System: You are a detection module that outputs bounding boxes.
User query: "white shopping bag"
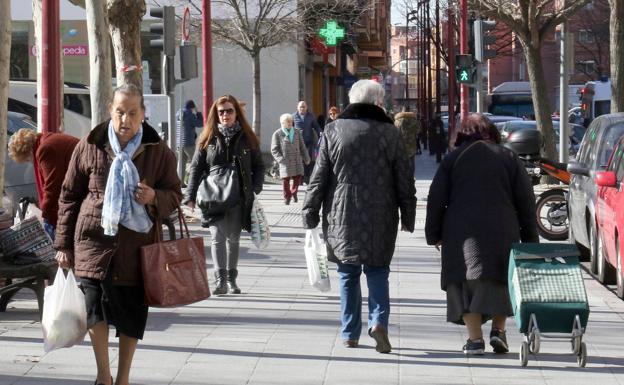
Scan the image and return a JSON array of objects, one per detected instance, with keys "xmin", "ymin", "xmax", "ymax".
[
  {"xmin": 250, "ymin": 194, "xmax": 270, "ymax": 249},
  {"xmin": 304, "ymin": 229, "xmax": 331, "ymax": 292},
  {"xmin": 42, "ymin": 269, "xmax": 88, "ymax": 352}
]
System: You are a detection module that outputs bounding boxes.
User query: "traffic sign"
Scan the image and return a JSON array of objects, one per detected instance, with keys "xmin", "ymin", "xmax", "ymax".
[{"xmin": 182, "ymin": 7, "xmax": 191, "ymax": 41}]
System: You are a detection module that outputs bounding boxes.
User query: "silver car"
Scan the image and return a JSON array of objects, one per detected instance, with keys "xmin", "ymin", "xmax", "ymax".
[{"xmin": 568, "ymin": 113, "xmax": 624, "ymax": 276}]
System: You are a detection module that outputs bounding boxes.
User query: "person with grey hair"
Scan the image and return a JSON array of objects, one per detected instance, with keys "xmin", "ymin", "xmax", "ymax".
[
  {"xmin": 271, "ymin": 113, "xmax": 310, "ymax": 205},
  {"xmin": 302, "ymin": 79, "xmax": 417, "ymax": 353}
]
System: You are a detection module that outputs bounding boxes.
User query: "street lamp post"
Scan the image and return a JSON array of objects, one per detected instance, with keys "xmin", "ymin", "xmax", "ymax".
[{"xmin": 405, "ymin": 10, "xmax": 418, "ymax": 107}]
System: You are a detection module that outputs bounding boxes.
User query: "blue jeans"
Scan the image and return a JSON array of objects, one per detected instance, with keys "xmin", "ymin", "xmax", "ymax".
[{"xmin": 336, "ymin": 262, "xmax": 390, "ymax": 341}]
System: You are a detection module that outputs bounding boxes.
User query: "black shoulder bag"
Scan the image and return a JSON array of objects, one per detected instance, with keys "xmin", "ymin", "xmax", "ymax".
[{"xmin": 196, "ymin": 136, "xmax": 241, "ymax": 215}]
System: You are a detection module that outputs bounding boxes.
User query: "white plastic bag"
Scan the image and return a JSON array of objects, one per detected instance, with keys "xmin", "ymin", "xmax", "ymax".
[
  {"xmin": 42, "ymin": 269, "xmax": 88, "ymax": 352},
  {"xmin": 250, "ymin": 194, "xmax": 270, "ymax": 249},
  {"xmin": 304, "ymin": 229, "xmax": 331, "ymax": 292},
  {"xmin": 14, "ymin": 202, "xmax": 42, "ymax": 224}
]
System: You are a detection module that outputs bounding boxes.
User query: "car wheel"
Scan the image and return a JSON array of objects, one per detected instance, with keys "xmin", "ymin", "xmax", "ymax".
[
  {"xmin": 616, "ymin": 238, "xmax": 624, "ymax": 299},
  {"xmin": 590, "ymin": 221, "xmax": 599, "ymax": 275},
  {"xmin": 596, "ymin": 232, "xmax": 616, "ymax": 284}
]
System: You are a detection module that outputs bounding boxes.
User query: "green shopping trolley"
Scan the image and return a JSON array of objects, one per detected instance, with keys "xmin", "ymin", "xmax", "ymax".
[{"xmin": 508, "ymin": 243, "xmax": 590, "ymax": 367}]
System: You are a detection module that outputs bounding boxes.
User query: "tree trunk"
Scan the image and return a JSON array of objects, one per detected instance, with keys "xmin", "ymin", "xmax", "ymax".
[
  {"xmin": 32, "ymin": 0, "xmax": 42, "ymax": 128},
  {"xmin": 107, "ymin": 0, "xmax": 145, "ymax": 89},
  {"xmin": 520, "ymin": 40, "xmax": 558, "ymax": 161},
  {"xmin": 86, "ymin": 0, "xmax": 112, "ymax": 125},
  {"xmin": 0, "ymin": 1, "xmax": 10, "ymax": 206},
  {"xmin": 610, "ymin": 0, "xmax": 624, "ymax": 112},
  {"xmin": 252, "ymin": 51, "xmax": 261, "ymax": 138}
]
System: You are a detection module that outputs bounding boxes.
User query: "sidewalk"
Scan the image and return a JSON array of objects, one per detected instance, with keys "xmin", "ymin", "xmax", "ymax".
[{"xmin": 1, "ymin": 153, "xmax": 624, "ymax": 385}]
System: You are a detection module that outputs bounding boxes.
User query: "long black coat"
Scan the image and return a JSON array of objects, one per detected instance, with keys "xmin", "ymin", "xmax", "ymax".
[
  {"xmin": 184, "ymin": 130, "xmax": 264, "ymax": 231},
  {"xmin": 302, "ymin": 103, "xmax": 417, "ymax": 267},
  {"xmin": 425, "ymin": 140, "xmax": 538, "ymax": 290}
]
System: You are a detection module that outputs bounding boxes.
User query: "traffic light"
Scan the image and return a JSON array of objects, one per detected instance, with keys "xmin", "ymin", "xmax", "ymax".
[
  {"xmin": 150, "ymin": 6, "xmax": 175, "ymax": 57},
  {"xmin": 474, "ymin": 19, "xmax": 497, "ymax": 62},
  {"xmin": 456, "ymin": 54, "xmax": 475, "ymax": 84}
]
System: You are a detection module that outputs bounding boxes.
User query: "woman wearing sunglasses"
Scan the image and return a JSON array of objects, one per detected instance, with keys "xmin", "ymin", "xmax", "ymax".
[{"xmin": 183, "ymin": 95, "xmax": 265, "ymax": 295}]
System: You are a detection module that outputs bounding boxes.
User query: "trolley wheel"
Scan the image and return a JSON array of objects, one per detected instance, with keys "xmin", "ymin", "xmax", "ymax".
[
  {"xmin": 572, "ymin": 336, "xmax": 582, "ymax": 354},
  {"xmin": 577, "ymin": 342, "xmax": 587, "ymax": 367},
  {"xmin": 519, "ymin": 342, "xmax": 529, "ymax": 367},
  {"xmin": 529, "ymin": 333, "xmax": 541, "ymax": 354}
]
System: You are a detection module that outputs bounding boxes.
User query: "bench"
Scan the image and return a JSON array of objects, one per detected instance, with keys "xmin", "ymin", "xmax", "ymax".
[
  {"xmin": 0, "ymin": 259, "xmax": 57, "ymax": 318},
  {"xmin": 0, "ymin": 206, "xmax": 178, "ymax": 319}
]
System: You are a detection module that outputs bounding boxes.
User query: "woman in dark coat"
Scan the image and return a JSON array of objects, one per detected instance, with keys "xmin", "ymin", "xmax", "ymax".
[
  {"xmin": 55, "ymin": 84, "xmax": 181, "ymax": 385},
  {"xmin": 425, "ymin": 113, "xmax": 538, "ymax": 356},
  {"xmin": 184, "ymin": 94, "xmax": 264, "ymax": 295}
]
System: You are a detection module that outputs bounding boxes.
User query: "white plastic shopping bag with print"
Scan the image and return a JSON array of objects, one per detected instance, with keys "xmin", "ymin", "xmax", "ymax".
[
  {"xmin": 304, "ymin": 229, "xmax": 331, "ymax": 292},
  {"xmin": 250, "ymin": 194, "xmax": 270, "ymax": 249},
  {"xmin": 42, "ymin": 268, "xmax": 88, "ymax": 352}
]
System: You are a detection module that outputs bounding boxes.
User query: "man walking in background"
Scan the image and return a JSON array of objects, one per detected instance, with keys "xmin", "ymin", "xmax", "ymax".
[
  {"xmin": 293, "ymin": 101, "xmax": 321, "ymax": 184},
  {"xmin": 302, "ymin": 80, "xmax": 416, "ymax": 353},
  {"xmin": 177, "ymin": 100, "xmax": 203, "ymax": 184}
]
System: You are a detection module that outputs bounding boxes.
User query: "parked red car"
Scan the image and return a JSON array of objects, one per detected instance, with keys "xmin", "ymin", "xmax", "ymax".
[{"xmin": 595, "ymin": 135, "xmax": 624, "ymax": 297}]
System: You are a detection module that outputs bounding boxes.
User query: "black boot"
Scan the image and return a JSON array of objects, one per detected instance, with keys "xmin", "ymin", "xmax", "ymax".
[
  {"xmin": 227, "ymin": 269, "xmax": 241, "ymax": 294},
  {"xmin": 213, "ymin": 269, "xmax": 228, "ymax": 295}
]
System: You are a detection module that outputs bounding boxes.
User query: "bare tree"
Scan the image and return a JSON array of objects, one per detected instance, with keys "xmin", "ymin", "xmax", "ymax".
[
  {"xmin": 69, "ymin": 0, "xmax": 114, "ymax": 124},
  {"xmin": 0, "ymin": 1, "xmax": 10, "ymax": 205},
  {"xmin": 208, "ymin": 0, "xmax": 298, "ymax": 138},
  {"xmin": 470, "ymin": 0, "xmax": 591, "ymax": 160},
  {"xmin": 107, "ymin": 0, "xmax": 146, "ymax": 88},
  {"xmin": 609, "ymin": 0, "xmax": 624, "ymax": 112}
]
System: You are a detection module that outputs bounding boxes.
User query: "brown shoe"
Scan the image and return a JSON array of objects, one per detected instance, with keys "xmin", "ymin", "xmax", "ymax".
[
  {"xmin": 369, "ymin": 325, "xmax": 392, "ymax": 353},
  {"xmin": 343, "ymin": 339, "xmax": 359, "ymax": 348}
]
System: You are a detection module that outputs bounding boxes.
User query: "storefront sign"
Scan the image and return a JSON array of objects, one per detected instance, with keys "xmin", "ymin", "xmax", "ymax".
[{"xmin": 30, "ymin": 44, "xmax": 89, "ymax": 57}]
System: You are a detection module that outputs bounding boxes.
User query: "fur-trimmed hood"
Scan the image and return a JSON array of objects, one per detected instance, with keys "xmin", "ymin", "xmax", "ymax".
[{"xmin": 338, "ymin": 103, "xmax": 394, "ymax": 124}]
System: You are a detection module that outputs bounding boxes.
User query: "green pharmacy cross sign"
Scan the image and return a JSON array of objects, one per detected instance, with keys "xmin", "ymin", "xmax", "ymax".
[{"xmin": 319, "ymin": 20, "xmax": 345, "ymax": 46}]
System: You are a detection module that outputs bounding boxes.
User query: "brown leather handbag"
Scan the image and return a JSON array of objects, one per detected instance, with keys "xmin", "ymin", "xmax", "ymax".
[{"xmin": 140, "ymin": 208, "xmax": 210, "ymax": 307}]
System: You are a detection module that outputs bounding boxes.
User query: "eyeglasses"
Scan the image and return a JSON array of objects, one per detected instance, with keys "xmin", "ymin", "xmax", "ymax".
[{"xmin": 217, "ymin": 108, "xmax": 235, "ymax": 116}]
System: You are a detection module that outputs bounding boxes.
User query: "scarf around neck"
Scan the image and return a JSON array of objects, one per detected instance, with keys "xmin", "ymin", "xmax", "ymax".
[
  {"xmin": 281, "ymin": 126, "xmax": 295, "ymax": 143},
  {"xmin": 101, "ymin": 120, "xmax": 153, "ymax": 236},
  {"xmin": 218, "ymin": 121, "xmax": 242, "ymax": 142}
]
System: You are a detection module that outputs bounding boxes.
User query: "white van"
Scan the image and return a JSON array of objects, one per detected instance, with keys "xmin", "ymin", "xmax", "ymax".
[
  {"xmin": 579, "ymin": 79, "xmax": 611, "ymax": 126},
  {"xmin": 8, "ymin": 80, "xmax": 92, "ymax": 138}
]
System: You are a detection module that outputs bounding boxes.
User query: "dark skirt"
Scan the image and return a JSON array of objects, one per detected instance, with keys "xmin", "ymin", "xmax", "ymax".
[
  {"xmin": 446, "ymin": 279, "xmax": 513, "ymax": 325},
  {"xmin": 81, "ymin": 276, "xmax": 148, "ymax": 340}
]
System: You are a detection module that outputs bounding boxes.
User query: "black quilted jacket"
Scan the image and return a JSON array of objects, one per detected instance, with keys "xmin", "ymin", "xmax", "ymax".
[{"xmin": 302, "ymin": 103, "xmax": 417, "ymax": 267}]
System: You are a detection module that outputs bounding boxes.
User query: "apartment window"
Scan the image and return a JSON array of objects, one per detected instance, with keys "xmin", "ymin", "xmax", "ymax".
[
  {"xmin": 579, "ymin": 60, "xmax": 596, "ymax": 74},
  {"xmin": 579, "ymin": 30, "xmax": 595, "ymax": 44}
]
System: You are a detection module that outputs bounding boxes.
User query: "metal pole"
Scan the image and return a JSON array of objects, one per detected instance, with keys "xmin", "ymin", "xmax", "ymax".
[
  {"xmin": 459, "ymin": 0, "xmax": 469, "ymax": 121},
  {"xmin": 476, "ymin": 61, "xmax": 484, "ymax": 113},
  {"xmin": 559, "ymin": 22, "xmax": 570, "ymax": 163},
  {"xmin": 447, "ymin": 6, "xmax": 456, "ymax": 144},
  {"xmin": 202, "ymin": 0, "xmax": 213, "ymax": 123},
  {"xmin": 405, "ymin": 12, "xmax": 409, "ymax": 104},
  {"xmin": 435, "ymin": 0, "xmax": 441, "ymax": 115},
  {"xmin": 426, "ymin": 1, "xmax": 432, "ymax": 122},
  {"xmin": 41, "ymin": 0, "xmax": 60, "ymax": 133}
]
